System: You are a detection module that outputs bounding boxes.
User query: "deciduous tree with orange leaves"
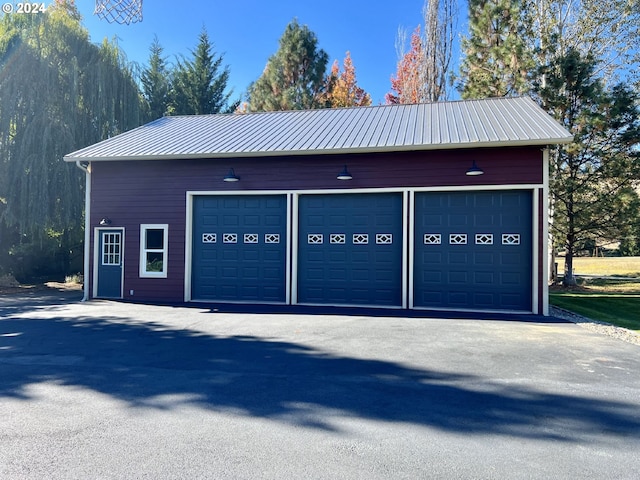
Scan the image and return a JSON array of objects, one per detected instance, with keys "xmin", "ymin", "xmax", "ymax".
[
  {"xmin": 386, "ymin": 0, "xmax": 455, "ymax": 104},
  {"xmin": 321, "ymin": 51, "xmax": 371, "ymax": 108},
  {"xmin": 386, "ymin": 27, "xmax": 424, "ymax": 104}
]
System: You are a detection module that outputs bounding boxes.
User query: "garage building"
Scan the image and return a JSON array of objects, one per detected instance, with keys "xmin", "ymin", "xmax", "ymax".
[{"xmin": 64, "ymin": 97, "xmax": 572, "ymax": 314}]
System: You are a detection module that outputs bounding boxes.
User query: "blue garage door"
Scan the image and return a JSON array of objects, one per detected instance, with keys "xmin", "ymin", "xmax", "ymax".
[
  {"xmin": 192, "ymin": 195, "xmax": 287, "ymax": 303},
  {"xmin": 297, "ymin": 193, "xmax": 403, "ymax": 307},
  {"xmin": 414, "ymin": 191, "xmax": 532, "ymax": 311}
]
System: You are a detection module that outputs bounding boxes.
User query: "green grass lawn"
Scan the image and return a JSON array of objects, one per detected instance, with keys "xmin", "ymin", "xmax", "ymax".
[{"xmin": 550, "ymin": 257, "xmax": 640, "ymax": 331}]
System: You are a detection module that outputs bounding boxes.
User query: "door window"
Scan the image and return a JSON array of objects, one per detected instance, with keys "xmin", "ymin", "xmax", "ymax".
[{"xmin": 102, "ymin": 232, "xmax": 121, "ymax": 265}]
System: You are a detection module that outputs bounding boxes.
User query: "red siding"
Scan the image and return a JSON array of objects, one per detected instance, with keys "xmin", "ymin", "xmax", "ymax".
[{"xmin": 88, "ymin": 146, "xmax": 545, "ymax": 304}]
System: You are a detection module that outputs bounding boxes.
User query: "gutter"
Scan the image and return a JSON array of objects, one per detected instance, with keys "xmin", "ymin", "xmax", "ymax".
[{"xmin": 75, "ymin": 161, "xmax": 90, "ymax": 302}]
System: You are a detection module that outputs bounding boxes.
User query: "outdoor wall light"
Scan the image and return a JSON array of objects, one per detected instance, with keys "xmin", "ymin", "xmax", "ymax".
[
  {"xmin": 465, "ymin": 160, "xmax": 484, "ymax": 176},
  {"xmin": 337, "ymin": 165, "xmax": 353, "ymax": 180},
  {"xmin": 99, "ymin": 217, "xmax": 112, "ymax": 226},
  {"xmin": 223, "ymin": 168, "xmax": 240, "ymax": 182}
]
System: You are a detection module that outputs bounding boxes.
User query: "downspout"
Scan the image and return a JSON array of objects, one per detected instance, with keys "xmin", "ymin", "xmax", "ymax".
[{"xmin": 75, "ymin": 161, "xmax": 90, "ymax": 302}]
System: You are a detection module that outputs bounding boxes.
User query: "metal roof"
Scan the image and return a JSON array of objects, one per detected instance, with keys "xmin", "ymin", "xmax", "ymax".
[{"xmin": 63, "ymin": 97, "xmax": 572, "ymax": 162}]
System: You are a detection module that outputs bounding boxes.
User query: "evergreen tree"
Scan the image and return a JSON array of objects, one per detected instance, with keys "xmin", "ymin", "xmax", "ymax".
[
  {"xmin": 248, "ymin": 19, "xmax": 328, "ymax": 111},
  {"xmin": 459, "ymin": 0, "xmax": 532, "ymax": 98},
  {"xmin": 523, "ymin": 0, "xmax": 639, "ymax": 88},
  {"xmin": 535, "ymin": 50, "xmax": 640, "ymax": 285},
  {"xmin": 141, "ymin": 36, "xmax": 170, "ymax": 120},
  {"xmin": 169, "ymin": 28, "xmax": 234, "ymax": 115}
]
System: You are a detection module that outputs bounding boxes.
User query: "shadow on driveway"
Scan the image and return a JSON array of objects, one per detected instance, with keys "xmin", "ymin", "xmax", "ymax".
[{"xmin": 1, "ymin": 290, "xmax": 638, "ymax": 441}]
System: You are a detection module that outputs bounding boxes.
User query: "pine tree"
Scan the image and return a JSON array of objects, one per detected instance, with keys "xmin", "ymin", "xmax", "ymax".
[
  {"xmin": 321, "ymin": 52, "xmax": 371, "ymax": 108},
  {"xmin": 247, "ymin": 19, "xmax": 328, "ymax": 111},
  {"xmin": 141, "ymin": 36, "xmax": 170, "ymax": 120},
  {"xmin": 460, "ymin": 0, "xmax": 532, "ymax": 98},
  {"xmin": 170, "ymin": 28, "xmax": 234, "ymax": 115},
  {"xmin": 523, "ymin": 0, "xmax": 639, "ymax": 88},
  {"xmin": 535, "ymin": 50, "xmax": 640, "ymax": 285}
]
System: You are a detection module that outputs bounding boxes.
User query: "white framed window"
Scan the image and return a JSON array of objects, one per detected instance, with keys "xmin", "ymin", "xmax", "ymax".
[
  {"xmin": 139, "ymin": 224, "xmax": 168, "ymax": 278},
  {"xmin": 102, "ymin": 232, "xmax": 122, "ymax": 265}
]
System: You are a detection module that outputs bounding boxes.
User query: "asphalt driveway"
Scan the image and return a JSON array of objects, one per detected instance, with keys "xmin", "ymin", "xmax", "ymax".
[{"xmin": 1, "ymin": 289, "xmax": 639, "ymax": 479}]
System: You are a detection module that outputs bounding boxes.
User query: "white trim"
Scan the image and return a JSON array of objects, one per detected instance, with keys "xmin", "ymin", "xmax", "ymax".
[
  {"xmin": 185, "ymin": 185, "xmax": 542, "ymax": 313},
  {"xmin": 291, "ymin": 194, "xmax": 299, "ymax": 305},
  {"xmin": 185, "ymin": 192, "xmax": 291, "ymax": 304},
  {"xmin": 187, "ymin": 187, "xmax": 411, "ymax": 197},
  {"xmin": 182, "ymin": 194, "xmax": 195, "ymax": 302},
  {"xmin": 402, "ymin": 190, "xmax": 409, "ymax": 309},
  {"xmin": 139, "ymin": 224, "xmax": 169, "ymax": 278},
  {"xmin": 411, "ymin": 183, "xmax": 543, "ymax": 193},
  {"xmin": 92, "ymin": 229, "xmax": 98, "ymax": 299},
  {"xmin": 77, "ymin": 162, "xmax": 91, "ymax": 301},
  {"xmin": 532, "ymin": 189, "xmax": 540, "ymax": 314},
  {"xmin": 542, "ymin": 148, "xmax": 550, "ymax": 315},
  {"xmin": 186, "ymin": 184, "xmax": 542, "ymax": 197},
  {"xmin": 409, "ymin": 188, "xmax": 537, "ymax": 314},
  {"xmin": 286, "ymin": 194, "xmax": 292, "ymax": 305},
  {"xmin": 184, "ymin": 193, "xmax": 194, "ymax": 302},
  {"xmin": 408, "ymin": 190, "xmax": 415, "ymax": 309},
  {"xmin": 93, "ymin": 226, "xmax": 125, "ymax": 299},
  {"xmin": 292, "ymin": 189, "xmax": 407, "ymax": 308}
]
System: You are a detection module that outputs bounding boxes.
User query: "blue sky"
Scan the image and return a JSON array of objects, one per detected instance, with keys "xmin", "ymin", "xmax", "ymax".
[{"xmin": 77, "ymin": 0, "xmax": 467, "ymax": 105}]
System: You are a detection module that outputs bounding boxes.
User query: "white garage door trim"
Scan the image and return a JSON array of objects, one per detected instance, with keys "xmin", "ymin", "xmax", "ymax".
[
  {"xmin": 291, "ymin": 190, "xmax": 409, "ymax": 309},
  {"xmin": 184, "ymin": 184, "xmax": 544, "ymax": 314},
  {"xmin": 408, "ymin": 185, "xmax": 541, "ymax": 314},
  {"xmin": 184, "ymin": 190, "xmax": 293, "ymax": 303}
]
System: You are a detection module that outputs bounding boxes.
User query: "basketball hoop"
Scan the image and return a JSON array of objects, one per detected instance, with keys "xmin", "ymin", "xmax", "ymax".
[{"xmin": 95, "ymin": 0, "xmax": 143, "ymax": 25}]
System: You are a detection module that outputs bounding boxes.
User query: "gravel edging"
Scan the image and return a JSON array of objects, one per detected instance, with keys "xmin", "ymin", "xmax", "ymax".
[{"xmin": 550, "ymin": 306, "xmax": 640, "ymax": 346}]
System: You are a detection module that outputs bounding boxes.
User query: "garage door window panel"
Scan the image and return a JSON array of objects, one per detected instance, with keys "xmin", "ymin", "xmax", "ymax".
[
  {"xmin": 265, "ymin": 234, "xmax": 280, "ymax": 244},
  {"xmin": 330, "ymin": 234, "xmax": 346, "ymax": 244}
]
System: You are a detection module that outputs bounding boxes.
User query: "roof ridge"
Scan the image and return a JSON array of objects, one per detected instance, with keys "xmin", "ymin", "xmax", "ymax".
[{"xmin": 161, "ymin": 96, "xmax": 534, "ymax": 119}]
